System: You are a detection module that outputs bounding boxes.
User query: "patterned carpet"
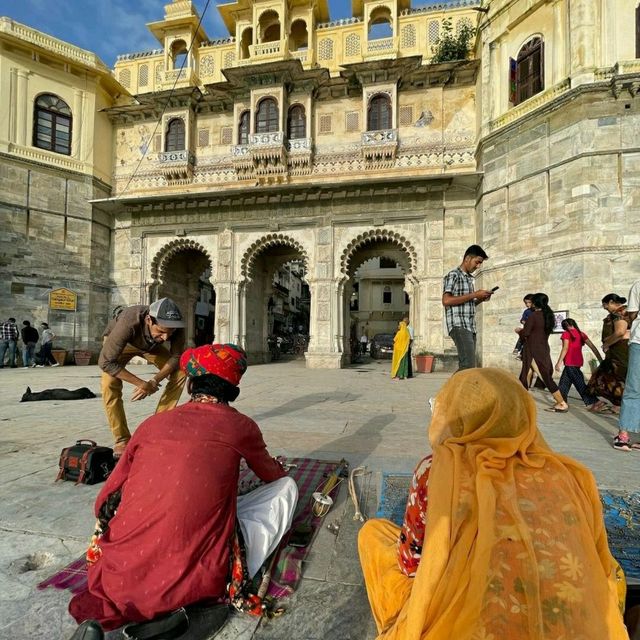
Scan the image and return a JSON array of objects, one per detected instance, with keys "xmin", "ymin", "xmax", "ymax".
[
  {"xmin": 377, "ymin": 473, "xmax": 640, "ymax": 581},
  {"xmin": 37, "ymin": 457, "xmax": 344, "ymax": 598}
]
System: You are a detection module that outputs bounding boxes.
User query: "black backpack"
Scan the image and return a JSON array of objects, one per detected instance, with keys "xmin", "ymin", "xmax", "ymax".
[{"xmin": 56, "ymin": 439, "xmax": 115, "ymax": 485}]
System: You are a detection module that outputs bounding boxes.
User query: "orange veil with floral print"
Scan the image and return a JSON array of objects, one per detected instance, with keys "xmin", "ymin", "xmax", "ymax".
[{"xmin": 360, "ymin": 368, "xmax": 627, "ymax": 640}]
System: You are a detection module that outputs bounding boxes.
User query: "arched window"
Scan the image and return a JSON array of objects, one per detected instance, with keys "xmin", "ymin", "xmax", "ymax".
[
  {"xmin": 171, "ymin": 40, "xmax": 188, "ymax": 70},
  {"xmin": 238, "ymin": 110, "xmax": 250, "ymax": 144},
  {"xmin": 287, "ymin": 105, "xmax": 306, "ymax": 139},
  {"xmin": 33, "ymin": 94, "xmax": 72, "ymax": 155},
  {"xmin": 367, "ymin": 94, "xmax": 392, "ymax": 131},
  {"xmin": 289, "ymin": 20, "xmax": 308, "ymax": 51},
  {"xmin": 240, "ymin": 28, "xmax": 253, "ymax": 60},
  {"xmin": 368, "ymin": 7, "xmax": 393, "ymax": 40},
  {"xmin": 165, "ymin": 118, "xmax": 185, "ymax": 151},
  {"xmin": 255, "ymin": 98, "xmax": 279, "ymax": 133},
  {"xmin": 515, "ymin": 37, "xmax": 544, "ymax": 106}
]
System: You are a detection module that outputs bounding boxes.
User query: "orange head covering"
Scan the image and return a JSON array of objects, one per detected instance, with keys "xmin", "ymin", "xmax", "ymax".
[
  {"xmin": 179, "ymin": 343, "xmax": 247, "ymax": 387},
  {"xmin": 382, "ymin": 368, "xmax": 627, "ymax": 640}
]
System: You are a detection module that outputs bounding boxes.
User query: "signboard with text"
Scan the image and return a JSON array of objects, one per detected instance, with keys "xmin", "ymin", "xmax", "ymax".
[{"xmin": 49, "ymin": 288, "xmax": 77, "ymax": 311}]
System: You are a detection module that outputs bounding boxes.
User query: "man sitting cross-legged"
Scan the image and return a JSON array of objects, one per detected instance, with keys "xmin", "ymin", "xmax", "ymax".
[{"xmin": 68, "ymin": 343, "xmax": 298, "ymax": 638}]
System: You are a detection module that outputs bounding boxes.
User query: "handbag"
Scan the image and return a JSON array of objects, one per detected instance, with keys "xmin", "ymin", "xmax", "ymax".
[{"xmin": 56, "ymin": 439, "xmax": 115, "ymax": 485}]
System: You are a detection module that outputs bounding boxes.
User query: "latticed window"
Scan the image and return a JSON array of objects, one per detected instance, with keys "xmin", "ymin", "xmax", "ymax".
[
  {"xmin": 401, "ymin": 24, "xmax": 416, "ymax": 49},
  {"xmin": 287, "ymin": 104, "xmax": 306, "ymax": 139},
  {"xmin": 224, "ymin": 51, "xmax": 235, "ymax": 68},
  {"xmin": 238, "ymin": 110, "xmax": 250, "ymax": 144},
  {"xmin": 515, "ymin": 37, "xmax": 544, "ymax": 106},
  {"xmin": 255, "ymin": 98, "xmax": 279, "ymax": 133},
  {"xmin": 345, "ymin": 33, "xmax": 361, "ymax": 57},
  {"xmin": 345, "ymin": 111, "xmax": 360, "ymax": 132},
  {"xmin": 428, "ymin": 20, "xmax": 440, "ymax": 45},
  {"xmin": 398, "ymin": 105, "xmax": 413, "ymax": 126},
  {"xmin": 165, "ymin": 118, "xmax": 185, "ymax": 151},
  {"xmin": 367, "ymin": 94, "xmax": 392, "ymax": 131},
  {"xmin": 318, "ymin": 38, "xmax": 334, "ymax": 61},
  {"xmin": 318, "ymin": 114, "xmax": 332, "ymax": 134},
  {"xmin": 119, "ymin": 68, "xmax": 131, "ymax": 88},
  {"xmin": 220, "ymin": 127, "xmax": 232, "ymax": 144},
  {"xmin": 33, "ymin": 94, "xmax": 72, "ymax": 155},
  {"xmin": 198, "ymin": 128, "xmax": 210, "ymax": 147},
  {"xmin": 138, "ymin": 64, "xmax": 149, "ymax": 87}
]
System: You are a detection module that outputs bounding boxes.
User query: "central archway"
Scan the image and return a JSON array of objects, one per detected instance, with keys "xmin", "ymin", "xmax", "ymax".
[
  {"xmin": 340, "ymin": 229, "xmax": 417, "ymax": 363},
  {"xmin": 240, "ymin": 234, "xmax": 310, "ymax": 363},
  {"xmin": 151, "ymin": 239, "xmax": 214, "ymax": 347}
]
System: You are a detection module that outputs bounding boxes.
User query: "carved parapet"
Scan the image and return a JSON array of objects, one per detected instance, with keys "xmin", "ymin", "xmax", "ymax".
[
  {"xmin": 250, "ymin": 41, "xmax": 282, "ymax": 59},
  {"xmin": 161, "ymin": 67, "xmax": 199, "ymax": 89},
  {"xmin": 158, "ymin": 150, "xmax": 195, "ymax": 184},
  {"xmin": 287, "ymin": 137, "xmax": 314, "ymax": 176},
  {"xmin": 231, "ymin": 144, "xmax": 254, "ymax": 180},
  {"xmin": 249, "ymin": 131, "xmax": 288, "ymax": 180},
  {"xmin": 361, "ymin": 129, "xmax": 398, "ymax": 169}
]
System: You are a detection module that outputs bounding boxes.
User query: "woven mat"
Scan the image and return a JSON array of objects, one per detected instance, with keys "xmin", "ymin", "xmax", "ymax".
[
  {"xmin": 377, "ymin": 474, "xmax": 640, "ymax": 581},
  {"xmin": 37, "ymin": 457, "xmax": 343, "ymax": 598}
]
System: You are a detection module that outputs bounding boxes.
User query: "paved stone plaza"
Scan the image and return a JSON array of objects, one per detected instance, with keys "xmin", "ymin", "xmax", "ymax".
[{"xmin": 0, "ymin": 359, "xmax": 638, "ymax": 639}]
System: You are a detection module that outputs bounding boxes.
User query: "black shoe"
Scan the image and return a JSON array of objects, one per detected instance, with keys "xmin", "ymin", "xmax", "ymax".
[{"xmin": 69, "ymin": 620, "xmax": 104, "ymax": 640}]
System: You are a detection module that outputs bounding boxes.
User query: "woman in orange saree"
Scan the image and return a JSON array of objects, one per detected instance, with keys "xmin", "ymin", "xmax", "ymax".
[{"xmin": 359, "ymin": 368, "xmax": 628, "ymax": 640}]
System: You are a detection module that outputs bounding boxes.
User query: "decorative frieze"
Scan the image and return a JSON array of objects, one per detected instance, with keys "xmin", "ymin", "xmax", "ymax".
[{"xmin": 361, "ymin": 129, "xmax": 399, "ymax": 168}]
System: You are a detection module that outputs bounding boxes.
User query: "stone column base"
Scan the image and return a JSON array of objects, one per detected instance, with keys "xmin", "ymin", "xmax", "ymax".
[{"xmin": 304, "ymin": 352, "xmax": 344, "ymax": 369}]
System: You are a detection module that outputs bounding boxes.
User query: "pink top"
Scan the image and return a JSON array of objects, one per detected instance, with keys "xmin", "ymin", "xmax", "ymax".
[{"xmin": 561, "ymin": 328, "xmax": 588, "ymax": 367}]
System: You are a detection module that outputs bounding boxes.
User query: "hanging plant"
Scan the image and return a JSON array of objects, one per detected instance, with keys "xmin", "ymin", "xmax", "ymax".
[{"xmin": 430, "ymin": 18, "xmax": 476, "ymax": 64}]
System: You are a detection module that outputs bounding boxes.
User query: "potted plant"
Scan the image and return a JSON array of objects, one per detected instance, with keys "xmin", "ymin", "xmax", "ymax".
[
  {"xmin": 415, "ymin": 350, "xmax": 435, "ymax": 374},
  {"xmin": 74, "ymin": 350, "xmax": 92, "ymax": 366},
  {"xmin": 51, "ymin": 349, "xmax": 67, "ymax": 366}
]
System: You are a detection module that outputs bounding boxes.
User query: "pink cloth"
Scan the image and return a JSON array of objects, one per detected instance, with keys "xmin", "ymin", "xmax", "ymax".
[
  {"xmin": 561, "ymin": 328, "xmax": 588, "ymax": 367},
  {"xmin": 69, "ymin": 402, "xmax": 285, "ymax": 630}
]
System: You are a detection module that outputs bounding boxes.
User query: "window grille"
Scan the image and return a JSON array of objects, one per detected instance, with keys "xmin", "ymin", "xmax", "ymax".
[
  {"xmin": 345, "ymin": 111, "xmax": 360, "ymax": 132},
  {"xmin": 119, "ymin": 69, "xmax": 131, "ymax": 88},
  {"xmin": 200, "ymin": 55, "xmax": 215, "ymax": 77},
  {"xmin": 318, "ymin": 38, "xmax": 334, "ymax": 61},
  {"xmin": 318, "ymin": 114, "xmax": 332, "ymax": 134},
  {"xmin": 138, "ymin": 64, "xmax": 149, "ymax": 87},
  {"xmin": 401, "ymin": 24, "xmax": 416, "ymax": 49},
  {"xmin": 220, "ymin": 127, "xmax": 232, "ymax": 145},
  {"xmin": 398, "ymin": 105, "xmax": 413, "ymax": 126},
  {"xmin": 345, "ymin": 33, "xmax": 361, "ymax": 57},
  {"xmin": 198, "ymin": 128, "xmax": 210, "ymax": 147},
  {"xmin": 256, "ymin": 98, "xmax": 279, "ymax": 133},
  {"xmin": 33, "ymin": 94, "xmax": 72, "ymax": 155},
  {"xmin": 428, "ymin": 20, "xmax": 440, "ymax": 45}
]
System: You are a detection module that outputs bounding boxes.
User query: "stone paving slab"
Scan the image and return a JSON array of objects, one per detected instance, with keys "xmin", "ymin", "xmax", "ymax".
[{"xmin": 0, "ymin": 359, "xmax": 637, "ymax": 639}]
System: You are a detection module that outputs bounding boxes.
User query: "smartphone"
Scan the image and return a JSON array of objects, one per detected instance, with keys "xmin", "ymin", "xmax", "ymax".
[{"xmin": 491, "ymin": 286, "xmax": 500, "ymax": 292}]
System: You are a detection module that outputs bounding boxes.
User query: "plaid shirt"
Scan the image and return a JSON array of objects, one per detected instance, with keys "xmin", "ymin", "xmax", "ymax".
[
  {"xmin": 443, "ymin": 267, "xmax": 477, "ymax": 334},
  {"xmin": 0, "ymin": 321, "xmax": 19, "ymax": 341}
]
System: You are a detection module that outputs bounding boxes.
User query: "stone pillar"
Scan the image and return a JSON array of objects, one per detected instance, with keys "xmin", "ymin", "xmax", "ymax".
[
  {"xmin": 569, "ymin": 0, "xmax": 597, "ymax": 85},
  {"xmin": 304, "ymin": 278, "xmax": 343, "ymax": 369},
  {"xmin": 214, "ymin": 229, "xmax": 236, "ymax": 346},
  {"xmin": 15, "ymin": 70, "xmax": 29, "ymax": 146},
  {"xmin": 72, "ymin": 89, "xmax": 84, "ymax": 160},
  {"xmin": 489, "ymin": 40, "xmax": 500, "ymax": 121},
  {"xmin": 552, "ymin": 0, "xmax": 565, "ymax": 85},
  {"xmin": 8, "ymin": 67, "xmax": 18, "ymax": 145}
]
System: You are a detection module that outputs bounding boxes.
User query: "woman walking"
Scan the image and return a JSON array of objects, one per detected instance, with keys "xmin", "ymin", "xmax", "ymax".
[
  {"xmin": 587, "ymin": 293, "xmax": 630, "ymax": 419},
  {"xmin": 391, "ymin": 320, "xmax": 410, "ymax": 380},
  {"xmin": 517, "ymin": 293, "xmax": 568, "ymax": 412},
  {"xmin": 554, "ymin": 318, "xmax": 603, "ymax": 409}
]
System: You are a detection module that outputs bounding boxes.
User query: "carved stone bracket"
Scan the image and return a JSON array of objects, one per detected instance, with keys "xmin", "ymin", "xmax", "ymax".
[
  {"xmin": 158, "ymin": 150, "xmax": 196, "ymax": 185},
  {"xmin": 361, "ymin": 128, "xmax": 398, "ymax": 169},
  {"xmin": 287, "ymin": 137, "xmax": 314, "ymax": 176}
]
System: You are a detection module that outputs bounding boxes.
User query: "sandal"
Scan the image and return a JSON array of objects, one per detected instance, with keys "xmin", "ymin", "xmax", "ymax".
[
  {"xmin": 613, "ymin": 435, "xmax": 632, "ymax": 452},
  {"xmin": 545, "ymin": 405, "xmax": 569, "ymax": 413}
]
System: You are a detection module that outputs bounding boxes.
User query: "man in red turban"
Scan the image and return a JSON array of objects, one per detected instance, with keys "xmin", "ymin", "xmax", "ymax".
[{"xmin": 68, "ymin": 344, "xmax": 297, "ymax": 639}]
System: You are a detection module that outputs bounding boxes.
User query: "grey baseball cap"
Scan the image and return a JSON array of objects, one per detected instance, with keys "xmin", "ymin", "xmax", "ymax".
[{"xmin": 148, "ymin": 298, "xmax": 185, "ymax": 328}]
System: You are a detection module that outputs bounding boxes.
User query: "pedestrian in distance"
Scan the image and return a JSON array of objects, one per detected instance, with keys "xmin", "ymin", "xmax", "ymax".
[
  {"xmin": 516, "ymin": 293, "xmax": 569, "ymax": 412},
  {"xmin": 403, "ymin": 316, "xmax": 414, "ymax": 378},
  {"xmin": 36, "ymin": 322, "xmax": 58, "ymax": 367},
  {"xmin": 554, "ymin": 318, "xmax": 602, "ymax": 409},
  {"xmin": 442, "ymin": 245, "xmax": 494, "ymax": 371},
  {"xmin": 98, "ymin": 298, "xmax": 187, "ymax": 459},
  {"xmin": 391, "ymin": 319, "xmax": 411, "ymax": 380},
  {"xmin": 21, "ymin": 320, "xmax": 39, "ymax": 368},
  {"xmin": 612, "ymin": 280, "xmax": 640, "ymax": 452},
  {"xmin": 0, "ymin": 316, "xmax": 19, "ymax": 368}
]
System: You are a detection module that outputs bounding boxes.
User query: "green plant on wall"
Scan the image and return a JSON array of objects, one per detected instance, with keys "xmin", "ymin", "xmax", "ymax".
[{"xmin": 431, "ymin": 18, "xmax": 476, "ymax": 64}]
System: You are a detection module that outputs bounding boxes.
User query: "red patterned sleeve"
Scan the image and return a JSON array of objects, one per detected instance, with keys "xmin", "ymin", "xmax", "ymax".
[{"xmin": 397, "ymin": 455, "xmax": 432, "ymax": 577}]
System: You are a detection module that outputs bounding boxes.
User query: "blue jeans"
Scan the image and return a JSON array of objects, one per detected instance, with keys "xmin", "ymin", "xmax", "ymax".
[
  {"xmin": 620, "ymin": 342, "xmax": 640, "ymax": 433},
  {"xmin": 23, "ymin": 342, "xmax": 37, "ymax": 367},
  {"xmin": 0, "ymin": 339, "xmax": 17, "ymax": 367},
  {"xmin": 449, "ymin": 327, "xmax": 476, "ymax": 370}
]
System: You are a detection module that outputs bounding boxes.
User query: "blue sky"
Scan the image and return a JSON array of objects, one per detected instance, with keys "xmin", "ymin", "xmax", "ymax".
[{"xmin": 0, "ymin": 0, "xmax": 453, "ymax": 67}]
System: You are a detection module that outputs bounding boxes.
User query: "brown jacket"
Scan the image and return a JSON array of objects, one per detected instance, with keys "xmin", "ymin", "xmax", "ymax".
[{"xmin": 98, "ymin": 305, "xmax": 185, "ymax": 377}]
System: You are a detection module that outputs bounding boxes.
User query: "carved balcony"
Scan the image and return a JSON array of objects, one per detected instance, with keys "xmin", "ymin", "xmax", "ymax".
[
  {"xmin": 250, "ymin": 41, "xmax": 282, "ymax": 59},
  {"xmin": 287, "ymin": 137, "xmax": 313, "ymax": 176},
  {"xmin": 158, "ymin": 150, "xmax": 196, "ymax": 184},
  {"xmin": 231, "ymin": 144, "xmax": 254, "ymax": 180},
  {"xmin": 249, "ymin": 131, "xmax": 287, "ymax": 180},
  {"xmin": 361, "ymin": 129, "xmax": 398, "ymax": 168}
]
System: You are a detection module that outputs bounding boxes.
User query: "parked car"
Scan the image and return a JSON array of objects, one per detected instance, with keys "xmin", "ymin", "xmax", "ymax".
[{"xmin": 370, "ymin": 333, "xmax": 394, "ymax": 359}]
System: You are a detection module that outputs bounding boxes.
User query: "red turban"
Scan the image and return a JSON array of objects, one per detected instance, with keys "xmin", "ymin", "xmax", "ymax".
[{"xmin": 179, "ymin": 343, "xmax": 248, "ymax": 387}]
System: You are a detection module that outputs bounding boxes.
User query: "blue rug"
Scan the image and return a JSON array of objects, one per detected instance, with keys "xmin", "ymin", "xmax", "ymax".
[{"xmin": 378, "ymin": 474, "xmax": 640, "ymax": 581}]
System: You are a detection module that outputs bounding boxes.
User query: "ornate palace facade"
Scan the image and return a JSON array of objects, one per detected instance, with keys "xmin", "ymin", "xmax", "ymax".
[{"xmin": 1, "ymin": 0, "xmax": 639, "ymax": 367}]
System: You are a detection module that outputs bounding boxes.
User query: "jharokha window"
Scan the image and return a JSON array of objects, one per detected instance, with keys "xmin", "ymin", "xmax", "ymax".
[
  {"xmin": 165, "ymin": 118, "xmax": 185, "ymax": 152},
  {"xmin": 33, "ymin": 94, "xmax": 72, "ymax": 155},
  {"xmin": 238, "ymin": 110, "xmax": 250, "ymax": 144},
  {"xmin": 255, "ymin": 98, "xmax": 279, "ymax": 134},
  {"xmin": 287, "ymin": 105, "xmax": 306, "ymax": 139},
  {"xmin": 367, "ymin": 94, "xmax": 392, "ymax": 131},
  {"xmin": 514, "ymin": 37, "xmax": 544, "ymax": 106}
]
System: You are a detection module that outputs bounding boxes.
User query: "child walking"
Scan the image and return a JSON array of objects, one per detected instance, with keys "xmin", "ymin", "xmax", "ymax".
[
  {"xmin": 554, "ymin": 318, "xmax": 602, "ymax": 408},
  {"xmin": 513, "ymin": 294, "xmax": 534, "ymax": 359}
]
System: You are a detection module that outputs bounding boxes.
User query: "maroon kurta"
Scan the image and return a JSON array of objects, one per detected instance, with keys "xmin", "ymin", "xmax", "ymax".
[{"xmin": 69, "ymin": 402, "xmax": 285, "ymax": 630}]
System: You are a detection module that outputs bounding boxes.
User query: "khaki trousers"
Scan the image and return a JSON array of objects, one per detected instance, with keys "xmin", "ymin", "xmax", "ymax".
[{"xmin": 101, "ymin": 343, "xmax": 186, "ymax": 444}]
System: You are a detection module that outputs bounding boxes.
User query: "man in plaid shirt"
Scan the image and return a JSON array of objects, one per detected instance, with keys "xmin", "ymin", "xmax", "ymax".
[
  {"xmin": 0, "ymin": 317, "xmax": 19, "ymax": 368},
  {"xmin": 442, "ymin": 245, "xmax": 493, "ymax": 370}
]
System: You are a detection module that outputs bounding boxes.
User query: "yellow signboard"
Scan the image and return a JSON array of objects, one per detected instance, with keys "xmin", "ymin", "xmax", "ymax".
[{"xmin": 49, "ymin": 288, "xmax": 77, "ymax": 311}]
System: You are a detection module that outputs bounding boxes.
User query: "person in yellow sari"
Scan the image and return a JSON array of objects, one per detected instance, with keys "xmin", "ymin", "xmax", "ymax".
[
  {"xmin": 391, "ymin": 321, "xmax": 411, "ymax": 380},
  {"xmin": 359, "ymin": 368, "xmax": 628, "ymax": 640}
]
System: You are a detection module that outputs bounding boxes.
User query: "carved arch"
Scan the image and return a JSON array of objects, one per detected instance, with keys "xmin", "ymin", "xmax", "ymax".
[
  {"xmin": 150, "ymin": 238, "xmax": 213, "ymax": 284},
  {"xmin": 240, "ymin": 233, "xmax": 309, "ymax": 281},
  {"xmin": 339, "ymin": 228, "xmax": 418, "ymax": 282}
]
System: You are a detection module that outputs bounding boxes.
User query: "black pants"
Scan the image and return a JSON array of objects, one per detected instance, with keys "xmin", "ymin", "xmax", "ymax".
[{"xmin": 558, "ymin": 366, "xmax": 597, "ymax": 406}]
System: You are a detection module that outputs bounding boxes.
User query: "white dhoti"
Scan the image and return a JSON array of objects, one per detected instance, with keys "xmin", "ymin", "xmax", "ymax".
[{"xmin": 236, "ymin": 476, "xmax": 298, "ymax": 578}]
